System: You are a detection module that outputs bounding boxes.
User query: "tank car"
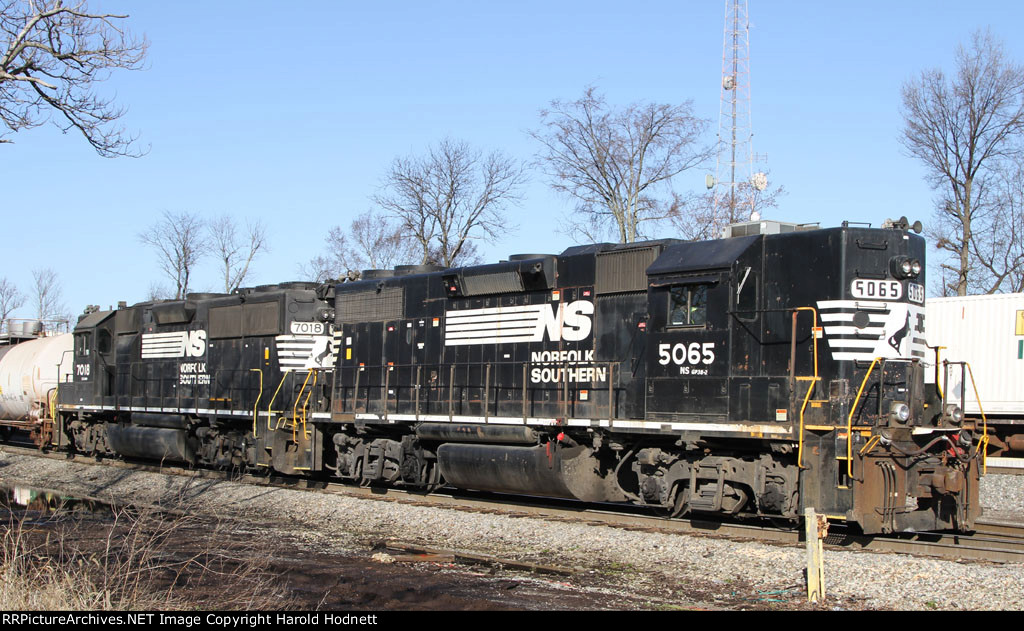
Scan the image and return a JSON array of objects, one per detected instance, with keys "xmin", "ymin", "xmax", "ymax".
[
  {"xmin": 57, "ymin": 284, "xmax": 336, "ymax": 474},
  {"xmin": 0, "ymin": 324, "xmax": 72, "ymax": 445},
  {"xmin": 323, "ymin": 219, "xmax": 980, "ymax": 534}
]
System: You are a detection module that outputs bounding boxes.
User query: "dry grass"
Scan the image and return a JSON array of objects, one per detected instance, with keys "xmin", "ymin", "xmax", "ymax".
[{"xmin": 0, "ymin": 495, "xmax": 292, "ymax": 610}]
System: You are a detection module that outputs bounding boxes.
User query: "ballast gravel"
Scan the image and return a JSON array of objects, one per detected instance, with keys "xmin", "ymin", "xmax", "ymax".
[{"xmin": 1, "ymin": 449, "xmax": 1021, "ymax": 611}]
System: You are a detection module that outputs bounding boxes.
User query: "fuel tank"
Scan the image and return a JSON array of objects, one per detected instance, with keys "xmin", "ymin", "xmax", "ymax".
[
  {"xmin": 0, "ymin": 334, "xmax": 73, "ymax": 421},
  {"xmin": 436, "ymin": 442, "xmax": 627, "ymax": 503}
]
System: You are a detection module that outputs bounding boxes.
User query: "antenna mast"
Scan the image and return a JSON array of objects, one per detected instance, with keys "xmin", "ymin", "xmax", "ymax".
[{"xmin": 711, "ymin": 0, "xmax": 766, "ymax": 223}]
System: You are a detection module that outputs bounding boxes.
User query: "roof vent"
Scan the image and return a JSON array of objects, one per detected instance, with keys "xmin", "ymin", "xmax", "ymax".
[{"xmin": 722, "ymin": 220, "xmax": 816, "ymax": 238}]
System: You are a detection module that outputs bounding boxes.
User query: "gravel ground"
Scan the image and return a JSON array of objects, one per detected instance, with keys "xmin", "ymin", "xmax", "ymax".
[
  {"xmin": 1, "ymin": 449, "xmax": 1022, "ymax": 611},
  {"xmin": 979, "ymin": 472, "xmax": 1024, "ymax": 523}
]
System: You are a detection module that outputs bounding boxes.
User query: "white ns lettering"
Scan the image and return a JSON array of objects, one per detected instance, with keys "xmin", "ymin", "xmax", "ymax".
[
  {"xmin": 187, "ymin": 330, "xmax": 207, "ymax": 357},
  {"xmin": 542, "ymin": 300, "xmax": 594, "ymax": 342}
]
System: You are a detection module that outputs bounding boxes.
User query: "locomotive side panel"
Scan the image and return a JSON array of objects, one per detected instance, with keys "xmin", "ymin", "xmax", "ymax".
[{"xmin": 58, "ymin": 285, "xmax": 334, "ymax": 471}]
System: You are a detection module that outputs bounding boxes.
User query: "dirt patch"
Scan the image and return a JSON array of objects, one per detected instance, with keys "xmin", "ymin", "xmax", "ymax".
[{"xmin": 1, "ymin": 501, "xmax": 713, "ymax": 611}]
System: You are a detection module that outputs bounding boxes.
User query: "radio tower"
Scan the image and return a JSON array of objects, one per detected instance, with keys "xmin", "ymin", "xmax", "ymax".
[{"xmin": 710, "ymin": 0, "xmax": 767, "ymax": 223}]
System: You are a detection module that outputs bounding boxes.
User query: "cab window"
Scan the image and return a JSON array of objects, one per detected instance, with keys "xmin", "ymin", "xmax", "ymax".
[
  {"xmin": 75, "ymin": 333, "xmax": 91, "ymax": 356},
  {"xmin": 97, "ymin": 329, "xmax": 112, "ymax": 354},
  {"xmin": 669, "ymin": 285, "xmax": 707, "ymax": 327}
]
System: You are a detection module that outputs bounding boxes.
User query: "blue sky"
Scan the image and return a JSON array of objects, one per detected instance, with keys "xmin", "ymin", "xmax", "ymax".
[{"xmin": 4, "ymin": 1, "xmax": 1022, "ymax": 318}]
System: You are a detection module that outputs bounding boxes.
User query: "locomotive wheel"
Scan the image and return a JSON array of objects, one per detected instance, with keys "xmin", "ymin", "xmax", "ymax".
[{"xmin": 670, "ymin": 486, "xmax": 691, "ymax": 518}]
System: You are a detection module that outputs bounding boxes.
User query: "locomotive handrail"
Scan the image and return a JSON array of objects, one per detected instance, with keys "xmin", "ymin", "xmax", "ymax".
[
  {"xmin": 940, "ymin": 360, "xmax": 990, "ymax": 473},
  {"xmin": 859, "ymin": 433, "xmax": 881, "ymax": 457},
  {"xmin": 292, "ymin": 370, "xmax": 313, "ymax": 440},
  {"xmin": 48, "ymin": 387, "xmax": 58, "ymax": 421},
  {"xmin": 267, "ymin": 370, "xmax": 292, "ymax": 431},
  {"xmin": 839, "ymin": 356, "xmax": 924, "ymax": 479},
  {"xmin": 338, "ymin": 358, "xmax": 621, "ymax": 422},
  {"xmin": 846, "ymin": 357, "xmax": 882, "ymax": 479},
  {"xmin": 111, "ymin": 362, "xmax": 268, "ymax": 422},
  {"xmin": 792, "ymin": 306, "xmax": 821, "ymax": 470},
  {"xmin": 929, "ymin": 345, "xmax": 947, "ymax": 399},
  {"xmin": 293, "ymin": 369, "xmax": 318, "ymax": 441},
  {"xmin": 796, "ymin": 378, "xmax": 820, "ymax": 469},
  {"xmin": 250, "ymin": 369, "xmax": 263, "ymax": 439},
  {"xmin": 792, "ymin": 307, "xmax": 820, "ymax": 380},
  {"xmin": 964, "ymin": 363, "xmax": 990, "ymax": 473}
]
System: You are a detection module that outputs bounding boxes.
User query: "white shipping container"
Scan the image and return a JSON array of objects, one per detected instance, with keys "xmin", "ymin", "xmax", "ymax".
[{"xmin": 925, "ymin": 293, "xmax": 1024, "ymax": 418}]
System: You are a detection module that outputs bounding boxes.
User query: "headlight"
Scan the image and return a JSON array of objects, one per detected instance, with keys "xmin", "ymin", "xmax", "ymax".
[
  {"xmin": 957, "ymin": 430, "xmax": 972, "ymax": 448},
  {"xmin": 890, "ymin": 402, "xmax": 911, "ymax": 423},
  {"xmin": 945, "ymin": 404, "xmax": 963, "ymax": 423},
  {"xmin": 890, "ymin": 256, "xmax": 920, "ymax": 279}
]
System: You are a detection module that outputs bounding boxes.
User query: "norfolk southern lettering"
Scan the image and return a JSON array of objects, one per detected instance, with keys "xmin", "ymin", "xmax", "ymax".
[{"xmin": 530, "ymin": 349, "xmax": 607, "ymax": 383}]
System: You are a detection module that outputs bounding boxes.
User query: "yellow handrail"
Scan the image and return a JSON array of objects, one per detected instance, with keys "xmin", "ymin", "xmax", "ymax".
[
  {"xmin": 932, "ymin": 345, "xmax": 946, "ymax": 399},
  {"xmin": 794, "ymin": 306, "xmax": 821, "ymax": 469},
  {"xmin": 859, "ymin": 434, "xmax": 881, "ymax": 457},
  {"xmin": 796, "ymin": 379, "xmax": 819, "ymax": 468},
  {"xmin": 292, "ymin": 370, "xmax": 316, "ymax": 441},
  {"xmin": 48, "ymin": 387, "xmax": 58, "ymax": 420},
  {"xmin": 250, "ymin": 369, "xmax": 263, "ymax": 438},
  {"xmin": 300, "ymin": 369, "xmax": 318, "ymax": 439},
  {"xmin": 964, "ymin": 362, "xmax": 989, "ymax": 473},
  {"xmin": 846, "ymin": 357, "xmax": 881, "ymax": 478},
  {"xmin": 267, "ymin": 370, "xmax": 291, "ymax": 431}
]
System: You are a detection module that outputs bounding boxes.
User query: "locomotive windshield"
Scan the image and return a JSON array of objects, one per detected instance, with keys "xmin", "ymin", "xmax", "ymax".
[{"xmin": 668, "ymin": 285, "xmax": 708, "ymax": 327}]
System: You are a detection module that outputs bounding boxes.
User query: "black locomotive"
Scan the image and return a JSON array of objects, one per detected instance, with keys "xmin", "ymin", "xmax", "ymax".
[{"xmin": 55, "ymin": 219, "xmax": 982, "ymax": 534}]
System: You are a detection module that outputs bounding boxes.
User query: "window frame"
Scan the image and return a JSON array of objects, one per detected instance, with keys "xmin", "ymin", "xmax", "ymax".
[{"xmin": 667, "ymin": 284, "xmax": 709, "ymax": 328}]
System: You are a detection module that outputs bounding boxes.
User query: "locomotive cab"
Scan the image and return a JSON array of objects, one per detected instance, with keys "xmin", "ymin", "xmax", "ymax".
[
  {"xmin": 645, "ymin": 235, "xmax": 770, "ymax": 422},
  {"xmin": 68, "ymin": 308, "xmax": 116, "ymax": 404}
]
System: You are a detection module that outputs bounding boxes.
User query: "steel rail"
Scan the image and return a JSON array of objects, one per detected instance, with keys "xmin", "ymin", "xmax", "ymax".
[{"xmin": 2, "ymin": 444, "xmax": 1022, "ymax": 564}]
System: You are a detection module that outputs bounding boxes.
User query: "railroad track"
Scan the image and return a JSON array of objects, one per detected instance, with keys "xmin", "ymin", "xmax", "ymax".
[{"xmin": 2, "ymin": 444, "xmax": 1022, "ymax": 565}]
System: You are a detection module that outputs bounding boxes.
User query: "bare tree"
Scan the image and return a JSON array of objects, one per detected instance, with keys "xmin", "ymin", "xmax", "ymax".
[
  {"xmin": 970, "ymin": 163, "xmax": 1024, "ymax": 293},
  {"xmin": 31, "ymin": 267, "xmax": 66, "ymax": 324},
  {"xmin": 300, "ymin": 211, "xmax": 418, "ymax": 282},
  {"xmin": 146, "ymin": 281, "xmax": 171, "ymax": 302},
  {"xmin": 0, "ymin": 0, "xmax": 148, "ymax": 157},
  {"xmin": 299, "ymin": 226, "xmax": 364, "ymax": 283},
  {"xmin": 373, "ymin": 138, "xmax": 526, "ymax": 267},
  {"xmin": 139, "ymin": 210, "xmax": 208, "ymax": 300},
  {"xmin": 209, "ymin": 215, "xmax": 268, "ymax": 293},
  {"xmin": 900, "ymin": 30, "xmax": 1024, "ymax": 295},
  {"xmin": 668, "ymin": 178, "xmax": 786, "ymax": 242},
  {"xmin": 350, "ymin": 210, "xmax": 419, "ymax": 270},
  {"xmin": 530, "ymin": 87, "xmax": 714, "ymax": 244},
  {"xmin": 0, "ymin": 276, "xmax": 24, "ymax": 331}
]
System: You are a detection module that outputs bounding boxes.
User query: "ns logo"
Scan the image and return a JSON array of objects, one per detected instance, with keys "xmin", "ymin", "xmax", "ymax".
[
  {"xmin": 140, "ymin": 329, "xmax": 208, "ymax": 359},
  {"xmin": 536, "ymin": 300, "xmax": 594, "ymax": 342},
  {"xmin": 182, "ymin": 330, "xmax": 208, "ymax": 357},
  {"xmin": 443, "ymin": 300, "xmax": 595, "ymax": 346}
]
